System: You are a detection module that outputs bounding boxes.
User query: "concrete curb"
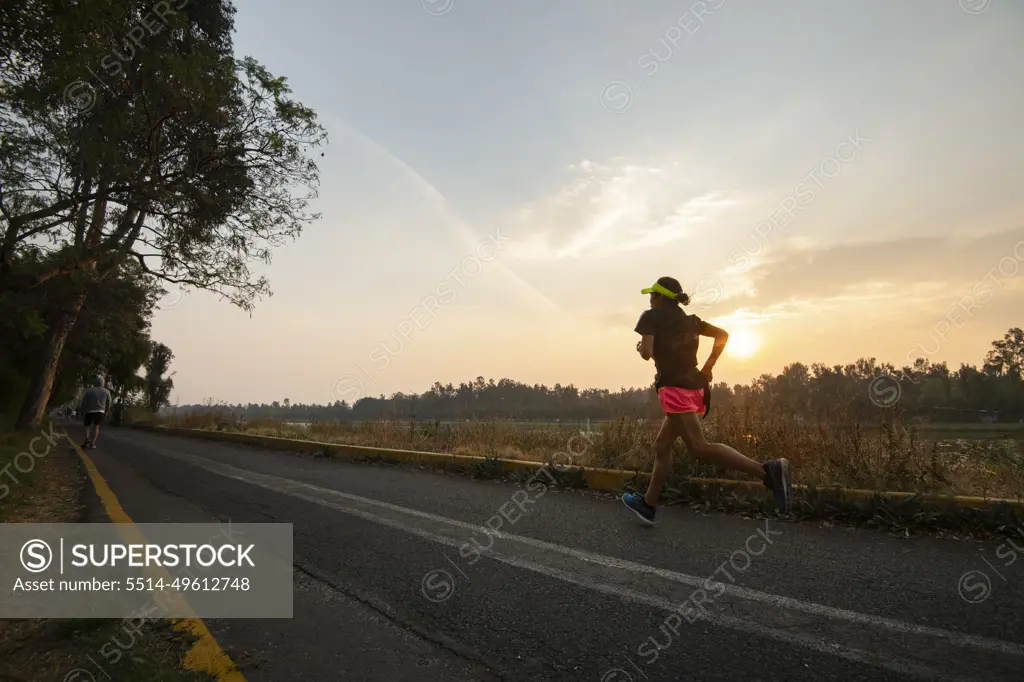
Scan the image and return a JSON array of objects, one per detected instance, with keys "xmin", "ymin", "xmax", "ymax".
[{"xmin": 134, "ymin": 424, "xmax": 1024, "ymax": 512}]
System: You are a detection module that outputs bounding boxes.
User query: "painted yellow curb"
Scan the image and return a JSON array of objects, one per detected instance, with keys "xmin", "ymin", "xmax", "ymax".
[
  {"xmin": 69, "ymin": 437, "xmax": 247, "ymax": 682},
  {"xmin": 136, "ymin": 425, "xmax": 1024, "ymax": 512}
]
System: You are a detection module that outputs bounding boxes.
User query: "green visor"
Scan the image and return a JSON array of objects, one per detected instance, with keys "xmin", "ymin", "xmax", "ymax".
[{"xmin": 640, "ymin": 282, "xmax": 679, "ymax": 299}]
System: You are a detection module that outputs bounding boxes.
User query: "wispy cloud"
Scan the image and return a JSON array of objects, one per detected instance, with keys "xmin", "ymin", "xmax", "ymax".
[
  {"xmin": 507, "ymin": 159, "xmax": 741, "ymax": 259},
  {"xmin": 734, "ymin": 227, "xmax": 1024, "ymax": 311}
]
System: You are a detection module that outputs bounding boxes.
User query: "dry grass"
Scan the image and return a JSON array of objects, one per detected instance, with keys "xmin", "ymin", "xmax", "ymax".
[
  {"xmin": 0, "ymin": 426, "xmax": 82, "ymax": 523},
  {"xmin": 0, "ymin": 425, "xmax": 215, "ymax": 682},
  {"xmin": 155, "ymin": 405, "xmax": 1024, "ymax": 500}
]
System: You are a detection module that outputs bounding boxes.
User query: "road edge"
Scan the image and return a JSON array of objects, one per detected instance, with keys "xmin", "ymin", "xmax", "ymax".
[
  {"xmin": 69, "ymin": 438, "xmax": 248, "ymax": 682},
  {"xmin": 134, "ymin": 425, "xmax": 1024, "ymax": 512}
]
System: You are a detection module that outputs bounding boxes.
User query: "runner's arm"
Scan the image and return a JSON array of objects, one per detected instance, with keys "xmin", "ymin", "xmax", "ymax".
[
  {"xmin": 699, "ymin": 322, "xmax": 729, "ymax": 376},
  {"xmin": 638, "ymin": 335, "xmax": 654, "ymax": 361},
  {"xmin": 634, "ymin": 311, "xmax": 657, "ymax": 362}
]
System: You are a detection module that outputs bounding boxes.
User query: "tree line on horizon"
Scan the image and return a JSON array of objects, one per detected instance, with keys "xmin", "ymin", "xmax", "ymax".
[{"xmin": 168, "ymin": 328, "xmax": 1024, "ymax": 424}]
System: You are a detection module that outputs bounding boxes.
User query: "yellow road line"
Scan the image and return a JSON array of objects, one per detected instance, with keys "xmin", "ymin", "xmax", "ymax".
[{"xmin": 69, "ymin": 436, "xmax": 247, "ymax": 682}]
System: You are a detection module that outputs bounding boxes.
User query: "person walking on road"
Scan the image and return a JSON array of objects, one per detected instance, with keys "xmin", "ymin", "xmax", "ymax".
[
  {"xmin": 621, "ymin": 277, "xmax": 793, "ymax": 526},
  {"xmin": 80, "ymin": 376, "xmax": 112, "ymax": 449}
]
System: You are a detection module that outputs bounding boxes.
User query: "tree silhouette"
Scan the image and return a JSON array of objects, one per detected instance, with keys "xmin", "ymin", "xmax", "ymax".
[
  {"xmin": 145, "ymin": 343, "xmax": 174, "ymax": 411},
  {"xmin": 984, "ymin": 327, "xmax": 1024, "ymax": 379},
  {"xmin": 167, "ymin": 328, "xmax": 1024, "ymax": 425}
]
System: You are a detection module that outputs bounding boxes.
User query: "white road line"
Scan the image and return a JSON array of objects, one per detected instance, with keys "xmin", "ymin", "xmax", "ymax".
[
  {"xmin": 141, "ymin": 443, "xmax": 1024, "ymax": 675},
  {"xmin": 202, "ymin": 463, "xmax": 949, "ymax": 678}
]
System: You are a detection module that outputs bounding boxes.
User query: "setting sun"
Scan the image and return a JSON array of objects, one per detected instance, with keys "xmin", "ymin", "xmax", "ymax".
[{"xmin": 726, "ymin": 329, "xmax": 761, "ymax": 359}]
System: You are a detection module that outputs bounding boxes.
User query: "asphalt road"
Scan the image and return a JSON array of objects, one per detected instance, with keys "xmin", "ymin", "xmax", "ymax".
[{"xmin": 66, "ymin": 424, "xmax": 1024, "ymax": 682}]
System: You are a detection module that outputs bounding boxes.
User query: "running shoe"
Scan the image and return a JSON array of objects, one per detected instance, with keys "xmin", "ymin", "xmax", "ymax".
[
  {"xmin": 622, "ymin": 492, "xmax": 656, "ymax": 525},
  {"xmin": 762, "ymin": 459, "xmax": 793, "ymax": 513}
]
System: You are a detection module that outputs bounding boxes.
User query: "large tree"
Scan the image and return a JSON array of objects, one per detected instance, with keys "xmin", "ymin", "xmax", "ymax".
[
  {"xmin": 0, "ymin": 257, "xmax": 161, "ymax": 418},
  {"xmin": 1, "ymin": 0, "xmax": 327, "ymax": 426},
  {"xmin": 54, "ymin": 261, "xmax": 163, "ymax": 406},
  {"xmin": 984, "ymin": 327, "xmax": 1024, "ymax": 380},
  {"xmin": 145, "ymin": 341, "xmax": 174, "ymax": 411}
]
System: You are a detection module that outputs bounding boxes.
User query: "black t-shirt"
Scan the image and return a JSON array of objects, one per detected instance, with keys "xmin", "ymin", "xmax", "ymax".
[{"xmin": 635, "ymin": 306, "xmax": 711, "ymax": 389}]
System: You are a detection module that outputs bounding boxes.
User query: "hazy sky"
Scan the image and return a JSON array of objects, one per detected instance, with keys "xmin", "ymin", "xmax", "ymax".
[{"xmin": 152, "ymin": 0, "xmax": 1024, "ymax": 406}]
